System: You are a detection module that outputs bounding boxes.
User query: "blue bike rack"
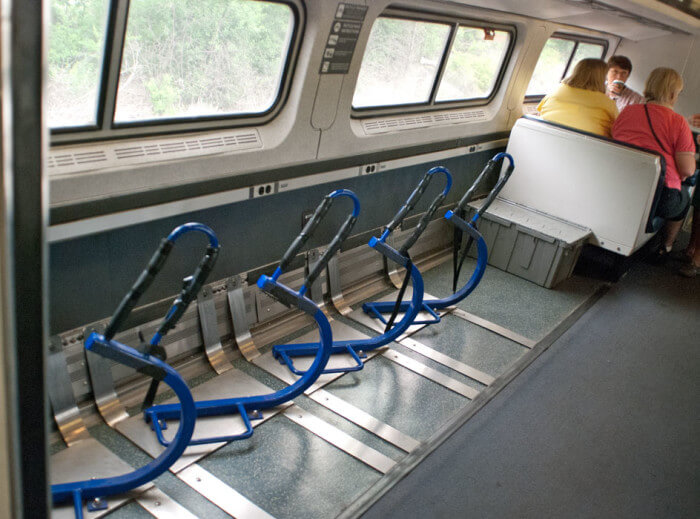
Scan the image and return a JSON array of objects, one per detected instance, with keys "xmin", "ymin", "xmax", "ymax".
[
  {"xmin": 52, "ymin": 223, "xmax": 220, "ymax": 519},
  {"xmin": 143, "ymin": 189, "xmax": 360, "ymax": 447},
  {"xmin": 273, "ymin": 166, "xmax": 452, "ymax": 375},
  {"xmin": 363, "ymin": 153, "xmax": 515, "ymax": 319}
]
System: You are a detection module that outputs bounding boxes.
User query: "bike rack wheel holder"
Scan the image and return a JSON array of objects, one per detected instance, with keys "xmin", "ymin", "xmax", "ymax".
[
  {"xmin": 143, "ymin": 189, "xmax": 361, "ymax": 447},
  {"xmin": 363, "ymin": 153, "xmax": 515, "ymax": 322},
  {"xmin": 272, "ymin": 166, "xmax": 453, "ymax": 375},
  {"xmin": 51, "ymin": 223, "xmax": 220, "ymax": 519}
]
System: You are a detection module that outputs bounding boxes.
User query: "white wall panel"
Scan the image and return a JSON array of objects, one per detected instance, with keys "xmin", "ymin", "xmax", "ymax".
[{"xmin": 500, "ymin": 118, "xmax": 662, "ymax": 255}]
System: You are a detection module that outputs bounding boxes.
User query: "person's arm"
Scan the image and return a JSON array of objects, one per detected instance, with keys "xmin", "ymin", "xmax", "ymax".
[
  {"xmin": 675, "ymin": 152, "xmax": 695, "ymax": 179},
  {"xmin": 674, "ymin": 116, "xmax": 697, "ymax": 179}
]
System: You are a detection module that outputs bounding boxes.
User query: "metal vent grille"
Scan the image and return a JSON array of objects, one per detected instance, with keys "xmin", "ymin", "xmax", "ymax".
[
  {"xmin": 362, "ymin": 109, "xmax": 488, "ymax": 135},
  {"xmin": 49, "ymin": 130, "xmax": 263, "ymax": 175},
  {"xmin": 48, "ymin": 151, "xmax": 108, "ymax": 169}
]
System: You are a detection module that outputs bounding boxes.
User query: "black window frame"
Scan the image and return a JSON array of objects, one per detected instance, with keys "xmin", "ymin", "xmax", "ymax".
[
  {"xmin": 351, "ymin": 9, "xmax": 516, "ymax": 118},
  {"xmin": 524, "ymin": 32, "xmax": 608, "ymax": 103},
  {"xmin": 50, "ymin": 0, "xmax": 305, "ymax": 145}
]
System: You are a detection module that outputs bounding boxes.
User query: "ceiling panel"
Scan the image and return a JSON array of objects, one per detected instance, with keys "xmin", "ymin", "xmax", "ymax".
[
  {"xmin": 552, "ymin": 11, "xmax": 672, "ymax": 39},
  {"xmin": 447, "ymin": 0, "xmax": 700, "ymax": 39},
  {"xmin": 445, "ymin": 0, "xmax": 592, "ymax": 19}
]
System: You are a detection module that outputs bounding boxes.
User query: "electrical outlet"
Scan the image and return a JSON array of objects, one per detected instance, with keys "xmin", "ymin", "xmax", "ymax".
[
  {"xmin": 251, "ymin": 183, "xmax": 275, "ymax": 198},
  {"xmin": 359, "ymin": 163, "xmax": 379, "ymax": 175}
]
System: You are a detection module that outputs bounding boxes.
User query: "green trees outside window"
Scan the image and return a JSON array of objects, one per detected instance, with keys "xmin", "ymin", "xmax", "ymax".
[
  {"xmin": 353, "ymin": 16, "xmax": 512, "ymax": 110},
  {"xmin": 114, "ymin": 0, "xmax": 294, "ymax": 122},
  {"xmin": 526, "ymin": 37, "xmax": 605, "ymax": 97},
  {"xmin": 436, "ymin": 27, "xmax": 510, "ymax": 102},
  {"xmin": 47, "ymin": 0, "xmax": 295, "ymax": 129},
  {"xmin": 353, "ymin": 18, "xmax": 451, "ymax": 108},
  {"xmin": 48, "ymin": 0, "xmax": 110, "ymax": 128}
]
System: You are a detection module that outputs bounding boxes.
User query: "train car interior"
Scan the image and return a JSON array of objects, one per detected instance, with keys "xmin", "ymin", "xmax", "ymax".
[{"xmin": 0, "ymin": 0, "xmax": 698, "ymax": 517}]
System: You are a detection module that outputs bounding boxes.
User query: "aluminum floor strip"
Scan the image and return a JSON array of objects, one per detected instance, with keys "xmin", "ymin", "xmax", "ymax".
[
  {"xmin": 382, "ymin": 350, "xmax": 479, "ymax": 399},
  {"xmin": 51, "ymin": 438, "xmax": 151, "ymax": 518},
  {"xmin": 178, "ymin": 465, "xmax": 276, "ymax": 519},
  {"xmin": 136, "ymin": 487, "xmax": 198, "ymax": 519},
  {"xmin": 399, "ymin": 336, "xmax": 495, "ymax": 385},
  {"xmin": 283, "ymin": 405, "xmax": 396, "ymax": 474},
  {"xmin": 309, "ymin": 390, "xmax": 420, "ymax": 453},
  {"xmin": 255, "ymin": 320, "xmax": 419, "ymax": 453},
  {"xmin": 338, "ymin": 283, "xmax": 610, "ymax": 519},
  {"xmin": 449, "ymin": 307, "xmax": 537, "ymax": 348}
]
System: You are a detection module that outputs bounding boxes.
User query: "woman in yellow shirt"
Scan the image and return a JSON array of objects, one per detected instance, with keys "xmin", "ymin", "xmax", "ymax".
[{"xmin": 537, "ymin": 58, "xmax": 619, "ymax": 137}]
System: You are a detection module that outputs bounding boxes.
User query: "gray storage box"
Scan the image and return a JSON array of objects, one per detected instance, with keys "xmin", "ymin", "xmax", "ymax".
[{"xmin": 467, "ymin": 199, "xmax": 592, "ymax": 288}]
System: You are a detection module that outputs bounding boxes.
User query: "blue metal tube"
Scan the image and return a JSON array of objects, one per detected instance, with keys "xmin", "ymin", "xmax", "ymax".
[
  {"xmin": 270, "ymin": 253, "xmax": 424, "ymax": 371},
  {"xmin": 143, "ymin": 278, "xmax": 334, "ymax": 442},
  {"xmin": 270, "ymin": 167, "xmax": 452, "ymax": 375},
  {"xmin": 143, "ymin": 190, "xmax": 353, "ymax": 446},
  {"xmin": 167, "ymin": 222, "xmax": 219, "ymax": 248},
  {"xmin": 52, "ymin": 222, "xmax": 219, "ymax": 517},
  {"xmin": 51, "ymin": 334, "xmax": 196, "ymax": 510},
  {"xmin": 366, "ymin": 223, "xmax": 488, "ymax": 314},
  {"xmin": 363, "ymin": 153, "xmax": 513, "ymax": 317}
]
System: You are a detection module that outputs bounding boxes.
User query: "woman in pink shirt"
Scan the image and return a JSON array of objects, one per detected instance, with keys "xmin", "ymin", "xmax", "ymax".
[{"xmin": 612, "ymin": 67, "xmax": 696, "ymax": 262}]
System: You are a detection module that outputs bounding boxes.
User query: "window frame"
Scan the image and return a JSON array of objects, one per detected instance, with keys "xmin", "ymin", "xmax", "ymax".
[
  {"xmin": 351, "ymin": 9, "xmax": 516, "ymax": 118},
  {"xmin": 50, "ymin": 0, "xmax": 305, "ymax": 145},
  {"xmin": 524, "ymin": 32, "xmax": 608, "ymax": 103}
]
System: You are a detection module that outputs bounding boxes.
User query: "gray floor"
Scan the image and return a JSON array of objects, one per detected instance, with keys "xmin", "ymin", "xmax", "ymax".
[
  {"xmin": 55, "ymin": 256, "xmax": 611, "ymax": 518},
  {"xmin": 360, "ymin": 261, "xmax": 700, "ymax": 519}
]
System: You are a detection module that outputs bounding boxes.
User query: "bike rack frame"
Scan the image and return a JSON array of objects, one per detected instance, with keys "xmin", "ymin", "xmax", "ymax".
[
  {"xmin": 51, "ymin": 223, "xmax": 220, "ymax": 519},
  {"xmin": 143, "ymin": 190, "xmax": 360, "ymax": 447},
  {"xmin": 272, "ymin": 167, "xmax": 453, "ymax": 375},
  {"xmin": 364, "ymin": 153, "xmax": 515, "ymax": 319}
]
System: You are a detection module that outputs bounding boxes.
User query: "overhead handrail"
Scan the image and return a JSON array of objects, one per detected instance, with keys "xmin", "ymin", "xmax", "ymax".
[
  {"xmin": 51, "ymin": 222, "xmax": 220, "ymax": 519},
  {"xmin": 273, "ymin": 167, "xmax": 452, "ymax": 375},
  {"xmin": 364, "ymin": 153, "xmax": 515, "ymax": 319},
  {"xmin": 143, "ymin": 190, "xmax": 359, "ymax": 447}
]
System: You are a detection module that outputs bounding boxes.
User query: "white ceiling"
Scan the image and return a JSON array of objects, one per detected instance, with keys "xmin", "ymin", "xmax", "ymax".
[{"xmin": 449, "ymin": 0, "xmax": 700, "ymax": 40}]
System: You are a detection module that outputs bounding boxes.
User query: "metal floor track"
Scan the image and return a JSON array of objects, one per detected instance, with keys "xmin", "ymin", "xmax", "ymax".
[
  {"xmin": 51, "ymin": 256, "xmax": 608, "ymax": 519},
  {"xmin": 357, "ymin": 261, "xmax": 699, "ymax": 519}
]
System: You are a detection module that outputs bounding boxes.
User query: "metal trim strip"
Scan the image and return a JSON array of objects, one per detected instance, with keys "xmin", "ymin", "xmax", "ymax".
[
  {"xmin": 336, "ymin": 284, "xmax": 610, "ymax": 519},
  {"xmin": 309, "ymin": 390, "xmax": 419, "ymax": 453},
  {"xmin": 178, "ymin": 465, "xmax": 276, "ymax": 519},
  {"xmin": 399, "ymin": 336, "xmax": 494, "ymax": 386},
  {"xmin": 449, "ymin": 307, "xmax": 537, "ymax": 348},
  {"xmin": 47, "ymin": 337, "xmax": 90, "ymax": 446},
  {"xmin": 50, "ymin": 438, "xmax": 152, "ymax": 517},
  {"xmin": 197, "ymin": 287, "xmax": 232, "ymax": 375},
  {"xmin": 283, "ymin": 406, "xmax": 396, "ymax": 474},
  {"xmin": 226, "ymin": 276, "xmax": 261, "ymax": 361},
  {"xmin": 327, "ymin": 255, "xmax": 353, "ymax": 315},
  {"xmin": 136, "ymin": 487, "xmax": 198, "ymax": 519},
  {"xmin": 83, "ymin": 326, "xmax": 129, "ymax": 426},
  {"xmin": 383, "ymin": 350, "xmax": 479, "ymax": 399}
]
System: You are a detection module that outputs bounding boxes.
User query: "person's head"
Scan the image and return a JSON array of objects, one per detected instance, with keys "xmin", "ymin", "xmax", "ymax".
[
  {"xmin": 607, "ymin": 56, "xmax": 633, "ymax": 85},
  {"xmin": 562, "ymin": 58, "xmax": 608, "ymax": 93},
  {"xmin": 644, "ymin": 67, "xmax": 684, "ymax": 106}
]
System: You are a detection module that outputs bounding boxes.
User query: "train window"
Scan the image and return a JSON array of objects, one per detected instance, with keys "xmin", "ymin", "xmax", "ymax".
[
  {"xmin": 569, "ymin": 41, "xmax": 605, "ymax": 69},
  {"xmin": 353, "ymin": 14, "xmax": 514, "ymax": 112},
  {"xmin": 48, "ymin": 0, "xmax": 301, "ymax": 142},
  {"xmin": 48, "ymin": 0, "xmax": 110, "ymax": 128},
  {"xmin": 435, "ymin": 27, "xmax": 511, "ymax": 102},
  {"xmin": 352, "ymin": 18, "xmax": 451, "ymax": 108},
  {"xmin": 526, "ymin": 36, "xmax": 606, "ymax": 97},
  {"xmin": 114, "ymin": 0, "xmax": 294, "ymax": 123}
]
